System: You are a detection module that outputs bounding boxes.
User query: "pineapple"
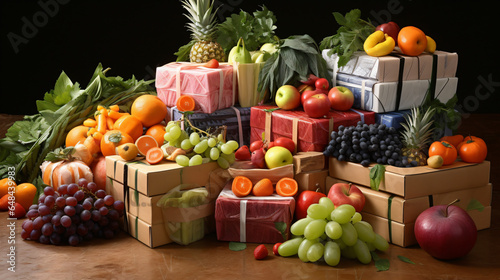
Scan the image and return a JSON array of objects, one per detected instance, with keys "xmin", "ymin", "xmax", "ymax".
[
  {"xmin": 400, "ymin": 107, "xmax": 435, "ymax": 166},
  {"xmin": 181, "ymin": 0, "xmax": 226, "ymax": 63}
]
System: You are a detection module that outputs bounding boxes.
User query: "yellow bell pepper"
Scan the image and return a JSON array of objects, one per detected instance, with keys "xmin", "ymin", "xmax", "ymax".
[{"xmin": 364, "ymin": 31, "xmax": 395, "ymax": 57}]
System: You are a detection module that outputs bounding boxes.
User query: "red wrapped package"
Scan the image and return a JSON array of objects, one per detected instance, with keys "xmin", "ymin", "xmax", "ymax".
[
  {"xmin": 250, "ymin": 105, "xmax": 375, "ymax": 152},
  {"xmin": 215, "ymin": 183, "xmax": 295, "ymax": 244},
  {"xmin": 156, "ymin": 62, "xmax": 237, "ymax": 114}
]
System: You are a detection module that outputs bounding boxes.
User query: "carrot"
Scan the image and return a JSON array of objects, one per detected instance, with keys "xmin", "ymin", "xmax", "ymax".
[
  {"xmin": 176, "ymin": 95, "xmax": 196, "ymax": 112},
  {"xmin": 87, "ymin": 127, "xmax": 97, "ymax": 137},
  {"xmin": 276, "ymin": 177, "xmax": 298, "ymax": 197},
  {"xmin": 106, "ymin": 117, "xmax": 115, "ymax": 131},
  {"xmin": 252, "ymin": 178, "xmax": 274, "ymax": 196},
  {"xmin": 96, "ymin": 109, "xmax": 108, "ymax": 134},
  {"xmin": 109, "ymin": 104, "xmax": 120, "ymax": 112},
  {"xmin": 146, "ymin": 147, "xmax": 164, "ymax": 165},
  {"xmin": 83, "ymin": 118, "xmax": 97, "ymax": 128},
  {"xmin": 231, "ymin": 176, "xmax": 253, "ymax": 197},
  {"xmin": 108, "ymin": 110, "xmax": 129, "ymax": 120},
  {"xmin": 92, "ymin": 131, "xmax": 103, "ymax": 141}
]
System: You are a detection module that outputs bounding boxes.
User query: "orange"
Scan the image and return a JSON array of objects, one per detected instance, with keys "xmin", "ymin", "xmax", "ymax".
[
  {"xmin": 0, "ymin": 178, "xmax": 16, "ymax": 199},
  {"xmin": 397, "ymin": 26, "xmax": 427, "ymax": 56},
  {"xmin": 146, "ymin": 147, "xmax": 164, "ymax": 165},
  {"xmin": 15, "ymin": 183, "xmax": 37, "ymax": 212},
  {"xmin": 113, "ymin": 115, "xmax": 144, "ymax": 141},
  {"xmin": 66, "ymin": 125, "xmax": 89, "ymax": 147},
  {"xmin": 252, "ymin": 178, "xmax": 274, "ymax": 196},
  {"xmin": 131, "ymin": 94, "xmax": 168, "ymax": 128},
  {"xmin": 100, "ymin": 130, "xmax": 134, "ymax": 157},
  {"xmin": 428, "ymin": 141, "xmax": 457, "ymax": 166},
  {"xmin": 176, "ymin": 95, "xmax": 196, "ymax": 112},
  {"xmin": 276, "ymin": 177, "xmax": 298, "ymax": 197},
  {"xmin": 135, "ymin": 135, "xmax": 159, "ymax": 156},
  {"xmin": 231, "ymin": 176, "xmax": 253, "ymax": 197},
  {"xmin": 146, "ymin": 124, "xmax": 166, "ymax": 146}
]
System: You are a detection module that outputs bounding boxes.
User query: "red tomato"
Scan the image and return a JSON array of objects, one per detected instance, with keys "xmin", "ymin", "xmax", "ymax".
[
  {"xmin": 295, "ymin": 190, "xmax": 327, "ymax": 220},
  {"xmin": 273, "ymin": 137, "xmax": 296, "ymax": 154}
]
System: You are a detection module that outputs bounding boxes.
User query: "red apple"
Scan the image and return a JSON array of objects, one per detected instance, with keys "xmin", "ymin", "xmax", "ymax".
[
  {"xmin": 414, "ymin": 203, "xmax": 477, "ymax": 260},
  {"xmin": 328, "ymin": 86, "xmax": 354, "ymax": 111},
  {"xmin": 375, "ymin": 21, "xmax": 400, "ymax": 44},
  {"xmin": 273, "ymin": 137, "xmax": 295, "ymax": 154},
  {"xmin": 275, "ymin": 85, "xmax": 301, "ymax": 110},
  {"xmin": 251, "ymin": 148, "xmax": 267, "ymax": 169},
  {"xmin": 90, "ymin": 155, "xmax": 107, "ymax": 190},
  {"xmin": 303, "ymin": 93, "xmax": 331, "ymax": 118},
  {"xmin": 315, "ymin": 78, "xmax": 329, "ymax": 92},
  {"xmin": 250, "ymin": 140, "xmax": 265, "ymax": 153},
  {"xmin": 301, "ymin": 89, "xmax": 320, "ymax": 105},
  {"xmin": 295, "ymin": 190, "xmax": 327, "ymax": 220},
  {"xmin": 327, "ymin": 183, "xmax": 365, "ymax": 212}
]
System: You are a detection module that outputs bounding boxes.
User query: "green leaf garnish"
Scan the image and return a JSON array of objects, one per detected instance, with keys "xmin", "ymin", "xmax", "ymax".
[
  {"xmin": 369, "ymin": 164, "xmax": 385, "ymax": 191},
  {"xmin": 275, "ymin": 221, "xmax": 287, "ymax": 241},
  {"xmin": 467, "ymin": 199, "xmax": 485, "ymax": 212},
  {"xmin": 229, "ymin": 242, "xmax": 247, "ymax": 251},
  {"xmin": 398, "ymin": 255, "xmax": 415, "ymax": 264},
  {"xmin": 371, "ymin": 251, "xmax": 390, "ymax": 271}
]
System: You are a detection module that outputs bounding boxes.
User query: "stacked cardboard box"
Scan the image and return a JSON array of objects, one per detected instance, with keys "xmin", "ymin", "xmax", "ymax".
[
  {"xmin": 326, "ymin": 157, "xmax": 492, "ymax": 247},
  {"xmin": 322, "ymin": 50, "xmax": 459, "ymax": 113},
  {"xmin": 105, "ymin": 155, "xmax": 228, "ymax": 248},
  {"xmin": 293, "ymin": 152, "xmax": 328, "ymax": 195}
]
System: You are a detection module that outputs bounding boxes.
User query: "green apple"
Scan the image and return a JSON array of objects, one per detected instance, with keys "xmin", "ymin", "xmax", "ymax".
[
  {"xmin": 265, "ymin": 146, "xmax": 293, "ymax": 169},
  {"xmin": 251, "ymin": 50, "xmax": 271, "ymax": 63},
  {"xmin": 275, "ymin": 85, "xmax": 301, "ymax": 110}
]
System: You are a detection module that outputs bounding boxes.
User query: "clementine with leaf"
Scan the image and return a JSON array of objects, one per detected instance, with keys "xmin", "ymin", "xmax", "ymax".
[
  {"xmin": 131, "ymin": 94, "xmax": 168, "ymax": 127},
  {"xmin": 428, "ymin": 141, "xmax": 457, "ymax": 165},
  {"xmin": 100, "ymin": 130, "xmax": 134, "ymax": 156}
]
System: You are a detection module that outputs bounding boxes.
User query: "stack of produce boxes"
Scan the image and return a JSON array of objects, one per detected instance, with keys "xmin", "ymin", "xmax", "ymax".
[
  {"xmin": 293, "ymin": 152, "xmax": 328, "ymax": 194},
  {"xmin": 325, "ymin": 158, "xmax": 492, "ymax": 247},
  {"xmin": 105, "ymin": 155, "xmax": 227, "ymax": 247}
]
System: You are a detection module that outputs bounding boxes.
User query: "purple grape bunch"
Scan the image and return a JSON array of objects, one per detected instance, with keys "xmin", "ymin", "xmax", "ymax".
[{"xmin": 21, "ymin": 178, "xmax": 124, "ymax": 246}]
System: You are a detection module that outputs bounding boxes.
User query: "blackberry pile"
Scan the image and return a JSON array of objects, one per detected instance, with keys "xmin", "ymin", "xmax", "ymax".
[{"xmin": 323, "ymin": 122, "xmax": 418, "ymax": 168}]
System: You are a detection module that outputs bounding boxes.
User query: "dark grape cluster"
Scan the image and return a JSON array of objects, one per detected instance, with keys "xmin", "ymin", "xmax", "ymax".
[
  {"xmin": 323, "ymin": 122, "xmax": 418, "ymax": 168},
  {"xmin": 21, "ymin": 178, "xmax": 124, "ymax": 246}
]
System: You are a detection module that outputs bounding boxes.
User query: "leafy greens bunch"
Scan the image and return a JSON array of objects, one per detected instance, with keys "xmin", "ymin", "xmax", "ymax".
[{"xmin": 0, "ymin": 64, "xmax": 155, "ymax": 191}]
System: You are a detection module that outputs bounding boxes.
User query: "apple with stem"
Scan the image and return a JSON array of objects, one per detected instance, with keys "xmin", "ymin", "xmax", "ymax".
[
  {"xmin": 275, "ymin": 85, "xmax": 301, "ymax": 110},
  {"xmin": 327, "ymin": 183, "xmax": 365, "ymax": 212},
  {"xmin": 376, "ymin": 21, "xmax": 400, "ymax": 44},
  {"xmin": 264, "ymin": 146, "xmax": 293, "ymax": 169},
  {"xmin": 295, "ymin": 190, "xmax": 327, "ymax": 220},
  {"xmin": 328, "ymin": 86, "xmax": 354, "ymax": 111},
  {"xmin": 414, "ymin": 199, "xmax": 477, "ymax": 260}
]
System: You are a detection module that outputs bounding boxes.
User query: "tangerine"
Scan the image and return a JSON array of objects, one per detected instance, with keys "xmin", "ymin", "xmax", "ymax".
[
  {"xmin": 131, "ymin": 94, "xmax": 168, "ymax": 128},
  {"xmin": 146, "ymin": 124, "xmax": 166, "ymax": 146},
  {"xmin": 135, "ymin": 135, "xmax": 159, "ymax": 156},
  {"xmin": 113, "ymin": 115, "xmax": 144, "ymax": 141},
  {"xmin": 100, "ymin": 130, "xmax": 134, "ymax": 157},
  {"xmin": 397, "ymin": 26, "xmax": 427, "ymax": 56},
  {"xmin": 66, "ymin": 125, "xmax": 89, "ymax": 147},
  {"xmin": 0, "ymin": 178, "xmax": 16, "ymax": 199}
]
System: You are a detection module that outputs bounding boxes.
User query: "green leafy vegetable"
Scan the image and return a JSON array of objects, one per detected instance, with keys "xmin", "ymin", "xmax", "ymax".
[
  {"xmin": 275, "ymin": 221, "xmax": 287, "ymax": 241},
  {"xmin": 216, "ymin": 5, "xmax": 278, "ymax": 54},
  {"xmin": 369, "ymin": 164, "xmax": 385, "ymax": 191},
  {"xmin": 258, "ymin": 34, "xmax": 331, "ymax": 100},
  {"xmin": 320, "ymin": 9, "xmax": 375, "ymax": 67},
  {"xmin": 228, "ymin": 242, "xmax": 247, "ymax": 251},
  {"xmin": 421, "ymin": 90, "xmax": 461, "ymax": 141},
  {"xmin": 174, "ymin": 40, "xmax": 196, "ymax": 62},
  {"xmin": 0, "ymin": 64, "xmax": 154, "ymax": 193}
]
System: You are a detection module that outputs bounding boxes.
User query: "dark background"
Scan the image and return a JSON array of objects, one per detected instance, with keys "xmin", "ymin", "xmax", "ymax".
[{"xmin": 2, "ymin": 0, "xmax": 499, "ymax": 116}]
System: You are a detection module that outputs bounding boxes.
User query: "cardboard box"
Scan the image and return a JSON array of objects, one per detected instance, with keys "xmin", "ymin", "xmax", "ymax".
[
  {"xmin": 335, "ymin": 73, "xmax": 458, "ymax": 113},
  {"xmin": 362, "ymin": 207, "xmax": 491, "ymax": 247},
  {"xmin": 326, "ymin": 176, "xmax": 492, "ymax": 224},
  {"xmin": 328, "ymin": 157, "xmax": 490, "ymax": 198},
  {"xmin": 250, "ymin": 105, "xmax": 375, "ymax": 152},
  {"xmin": 156, "ymin": 62, "xmax": 237, "ymax": 114},
  {"xmin": 215, "ymin": 183, "xmax": 295, "ymax": 244},
  {"xmin": 170, "ymin": 106, "xmax": 251, "ymax": 147},
  {"xmin": 125, "ymin": 212, "xmax": 171, "ymax": 248},
  {"xmin": 295, "ymin": 170, "xmax": 328, "ymax": 194},
  {"xmin": 322, "ymin": 50, "xmax": 458, "ymax": 83},
  {"xmin": 105, "ymin": 155, "xmax": 220, "ymax": 197},
  {"xmin": 293, "ymin": 152, "xmax": 326, "ymax": 174}
]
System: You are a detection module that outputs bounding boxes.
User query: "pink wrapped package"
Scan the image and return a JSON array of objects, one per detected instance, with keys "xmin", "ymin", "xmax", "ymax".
[
  {"xmin": 156, "ymin": 62, "xmax": 238, "ymax": 114},
  {"xmin": 215, "ymin": 182, "xmax": 295, "ymax": 244}
]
